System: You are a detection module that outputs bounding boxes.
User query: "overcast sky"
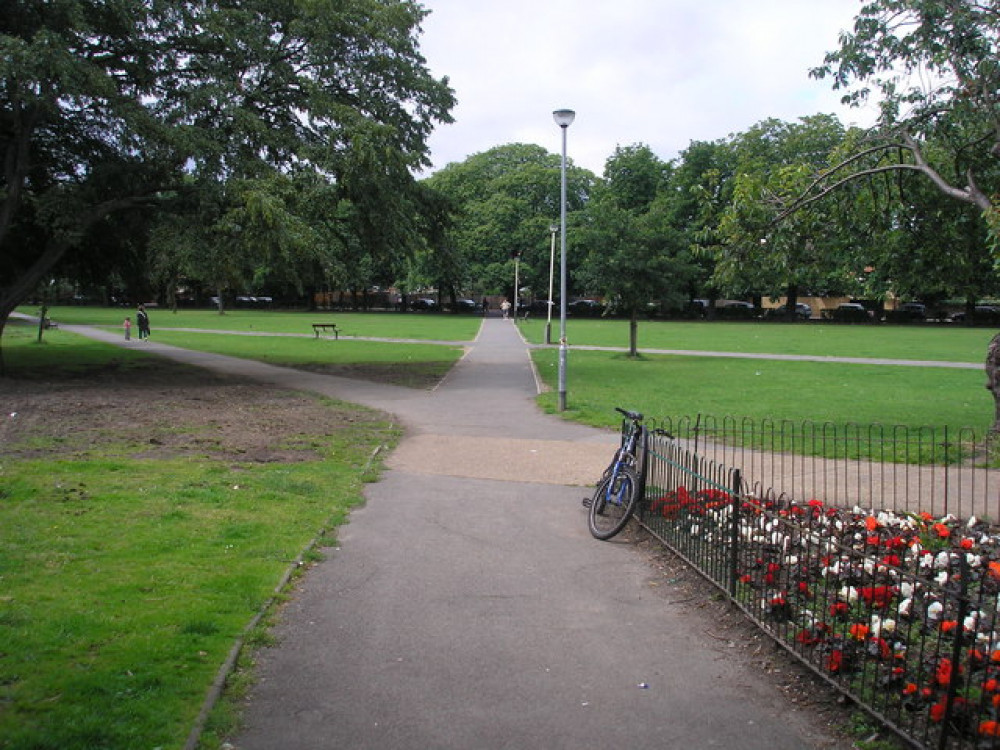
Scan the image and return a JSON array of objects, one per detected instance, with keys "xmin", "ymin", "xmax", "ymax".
[{"xmin": 415, "ymin": 0, "xmax": 878, "ymax": 176}]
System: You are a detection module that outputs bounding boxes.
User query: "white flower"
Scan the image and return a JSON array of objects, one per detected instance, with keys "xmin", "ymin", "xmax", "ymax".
[
  {"xmin": 934, "ymin": 571, "xmax": 949, "ymax": 586},
  {"xmin": 898, "ymin": 597, "xmax": 913, "ymax": 617},
  {"xmin": 927, "ymin": 601, "xmax": 944, "ymax": 621},
  {"xmin": 840, "ymin": 586, "xmax": 859, "ymax": 603},
  {"xmin": 934, "ymin": 551, "xmax": 950, "ymax": 570}
]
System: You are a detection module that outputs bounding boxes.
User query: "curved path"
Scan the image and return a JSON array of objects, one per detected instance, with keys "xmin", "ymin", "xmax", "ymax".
[{"xmin": 67, "ymin": 317, "xmax": 850, "ymax": 749}]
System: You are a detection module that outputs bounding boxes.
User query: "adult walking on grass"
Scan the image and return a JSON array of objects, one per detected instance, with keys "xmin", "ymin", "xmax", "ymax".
[{"xmin": 136, "ymin": 304, "xmax": 151, "ymax": 340}]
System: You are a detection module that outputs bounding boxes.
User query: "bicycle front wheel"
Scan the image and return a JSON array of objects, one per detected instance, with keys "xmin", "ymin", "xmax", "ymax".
[{"xmin": 588, "ymin": 464, "xmax": 640, "ymax": 540}]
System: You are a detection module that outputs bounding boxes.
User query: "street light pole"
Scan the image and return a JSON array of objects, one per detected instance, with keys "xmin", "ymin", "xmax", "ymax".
[
  {"xmin": 552, "ymin": 108, "xmax": 575, "ymax": 412},
  {"xmin": 545, "ymin": 223, "xmax": 557, "ymax": 344},
  {"xmin": 513, "ymin": 251, "xmax": 520, "ymax": 321}
]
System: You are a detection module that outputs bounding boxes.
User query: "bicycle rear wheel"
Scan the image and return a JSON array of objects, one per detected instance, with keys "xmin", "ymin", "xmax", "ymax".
[{"xmin": 588, "ymin": 464, "xmax": 640, "ymax": 540}]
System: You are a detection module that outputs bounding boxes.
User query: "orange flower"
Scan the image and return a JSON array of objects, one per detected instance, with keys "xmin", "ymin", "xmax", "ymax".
[
  {"xmin": 849, "ymin": 623, "xmax": 869, "ymax": 640},
  {"xmin": 989, "ymin": 562, "xmax": 1000, "ymax": 580},
  {"xmin": 903, "ymin": 682, "xmax": 918, "ymax": 695},
  {"xmin": 865, "ymin": 515, "xmax": 880, "ymax": 531},
  {"xmin": 933, "ymin": 522, "xmax": 951, "ymax": 538},
  {"xmin": 980, "ymin": 721, "xmax": 1000, "ymax": 737},
  {"xmin": 941, "ymin": 620, "xmax": 959, "ymax": 634}
]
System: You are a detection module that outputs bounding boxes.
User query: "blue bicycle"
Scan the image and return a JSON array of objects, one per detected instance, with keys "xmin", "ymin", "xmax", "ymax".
[{"xmin": 586, "ymin": 408, "xmax": 647, "ymax": 540}]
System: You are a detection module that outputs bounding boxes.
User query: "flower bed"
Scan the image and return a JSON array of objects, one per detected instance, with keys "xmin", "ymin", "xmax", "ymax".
[{"xmin": 642, "ymin": 483, "xmax": 1000, "ymax": 749}]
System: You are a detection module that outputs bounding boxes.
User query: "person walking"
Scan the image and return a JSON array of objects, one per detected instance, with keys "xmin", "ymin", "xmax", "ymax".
[
  {"xmin": 123, "ymin": 316, "xmax": 132, "ymax": 341},
  {"xmin": 136, "ymin": 304, "xmax": 151, "ymax": 340},
  {"xmin": 500, "ymin": 298, "xmax": 511, "ymax": 319}
]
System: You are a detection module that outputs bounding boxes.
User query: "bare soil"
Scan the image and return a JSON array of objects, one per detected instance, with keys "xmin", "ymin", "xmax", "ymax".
[{"xmin": 0, "ymin": 360, "xmax": 379, "ymax": 462}]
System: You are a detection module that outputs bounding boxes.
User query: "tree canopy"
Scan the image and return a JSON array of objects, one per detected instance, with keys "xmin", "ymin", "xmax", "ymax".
[{"xmin": 1, "ymin": 0, "xmax": 454, "ymax": 347}]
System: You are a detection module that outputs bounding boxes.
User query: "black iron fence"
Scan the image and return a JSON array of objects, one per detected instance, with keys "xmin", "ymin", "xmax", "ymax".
[
  {"xmin": 638, "ymin": 424, "xmax": 1000, "ymax": 750},
  {"xmin": 658, "ymin": 415, "xmax": 999, "ymax": 521}
]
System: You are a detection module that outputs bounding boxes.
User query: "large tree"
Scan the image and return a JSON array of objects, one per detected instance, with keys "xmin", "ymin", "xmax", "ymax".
[
  {"xmin": 577, "ymin": 145, "xmax": 695, "ymax": 355},
  {"xmin": 807, "ymin": 0, "xmax": 1000, "ymax": 429},
  {"xmin": 422, "ymin": 144, "xmax": 594, "ymax": 304},
  {"xmin": 1, "ymin": 0, "xmax": 454, "ymax": 361}
]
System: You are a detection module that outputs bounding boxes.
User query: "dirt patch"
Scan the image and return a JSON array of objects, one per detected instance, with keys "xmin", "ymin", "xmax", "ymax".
[{"xmin": 0, "ymin": 360, "xmax": 374, "ymax": 463}]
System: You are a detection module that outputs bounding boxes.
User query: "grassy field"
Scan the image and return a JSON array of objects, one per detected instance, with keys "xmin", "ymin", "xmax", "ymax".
[
  {"xmin": 530, "ymin": 347, "xmax": 992, "ymax": 434},
  {"xmin": 520, "ymin": 317, "xmax": 993, "ymax": 362},
  {"xmin": 24, "ymin": 306, "xmax": 482, "ymax": 341},
  {"xmin": 0, "ymin": 323, "xmax": 398, "ymax": 749}
]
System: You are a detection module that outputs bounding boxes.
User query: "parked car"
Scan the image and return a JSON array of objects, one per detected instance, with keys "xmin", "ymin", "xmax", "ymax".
[
  {"xmin": 410, "ymin": 297, "xmax": 437, "ymax": 310},
  {"xmin": 830, "ymin": 302, "xmax": 873, "ymax": 323},
  {"xmin": 716, "ymin": 300, "xmax": 758, "ymax": 319},
  {"xmin": 766, "ymin": 303, "xmax": 812, "ymax": 320},
  {"xmin": 894, "ymin": 302, "xmax": 927, "ymax": 321},
  {"xmin": 567, "ymin": 299, "xmax": 603, "ymax": 317},
  {"xmin": 448, "ymin": 298, "xmax": 478, "ymax": 312},
  {"xmin": 951, "ymin": 305, "xmax": 1000, "ymax": 324}
]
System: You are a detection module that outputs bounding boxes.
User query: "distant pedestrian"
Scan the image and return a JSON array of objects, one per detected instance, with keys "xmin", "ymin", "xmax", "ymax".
[
  {"xmin": 136, "ymin": 304, "xmax": 151, "ymax": 340},
  {"xmin": 482, "ymin": 298, "xmax": 489, "ymax": 317},
  {"xmin": 123, "ymin": 316, "xmax": 132, "ymax": 341},
  {"xmin": 500, "ymin": 299, "xmax": 511, "ymax": 319}
]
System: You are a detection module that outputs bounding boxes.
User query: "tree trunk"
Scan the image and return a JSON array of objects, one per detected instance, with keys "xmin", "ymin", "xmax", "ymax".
[
  {"xmin": 986, "ymin": 332, "xmax": 1000, "ymax": 433},
  {"xmin": 629, "ymin": 310, "xmax": 638, "ymax": 358}
]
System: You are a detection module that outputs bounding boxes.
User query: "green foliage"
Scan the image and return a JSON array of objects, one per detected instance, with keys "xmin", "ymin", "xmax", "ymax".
[
  {"xmin": 423, "ymin": 144, "xmax": 597, "ymax": 299},
  {"xmin": 1, "ymin": 0, "xmax": 455, "ymax": 335}
]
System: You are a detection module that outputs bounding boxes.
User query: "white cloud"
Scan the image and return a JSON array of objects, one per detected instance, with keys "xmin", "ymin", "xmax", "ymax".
[{"xmin": 416, "ymin": 0, "xmax": 877, "ymax": 176}]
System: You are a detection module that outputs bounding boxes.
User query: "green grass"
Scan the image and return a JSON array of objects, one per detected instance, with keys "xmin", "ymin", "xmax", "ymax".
[
  {"xmin": 147, "ymin": 330, "xmax": 463, "ymax": 387},
  {"xmin": 520, "ymin": 317, "xmax": 993, "ymax": 362},
  {"xmin": 24, "ymin": 305, "xmax": 482, "ymax": 341},
  {"xmin": 0, "ymin": 325, "xmax": 398, "ymax": 749},
  {"xmin": 531, "ymin": 348, "xmax": 992, "ymax": 435}
]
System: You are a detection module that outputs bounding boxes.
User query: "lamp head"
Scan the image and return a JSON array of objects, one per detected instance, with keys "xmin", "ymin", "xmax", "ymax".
[{"xmin": 552, "ymin": 109, "xmax": 576, "ymax": 128}]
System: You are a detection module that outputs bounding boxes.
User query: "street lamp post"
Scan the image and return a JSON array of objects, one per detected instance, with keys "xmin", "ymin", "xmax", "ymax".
[
  {"xmin": 513, "ymin": 250, "xmax": 520, "ymax": 321},
  {"xmin": 546, "ymin": 224, "xmax": 557, "ymax": 344},
  {"xmin": 553, "ymin": 108, "xmax": 575, "ymax": 412}
]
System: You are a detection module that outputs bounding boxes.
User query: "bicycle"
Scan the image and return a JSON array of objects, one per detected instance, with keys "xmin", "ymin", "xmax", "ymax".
[{"xmin": 585, "ymin": 408, "xmax": 648, "ymax": 540}]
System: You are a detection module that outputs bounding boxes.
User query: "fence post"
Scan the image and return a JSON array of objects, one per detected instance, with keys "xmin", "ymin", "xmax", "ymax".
[
  {"xmin": 938, "ymin": 553, "xmax": 969, "ymax": 750},
  {"xmin": 729, "ymin": 468, "xmax": 741, "ymax": 597}
]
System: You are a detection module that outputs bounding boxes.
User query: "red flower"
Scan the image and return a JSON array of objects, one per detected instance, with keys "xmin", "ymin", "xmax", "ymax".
[
  {"xmin": 960, "ymin": 537, "xmax": 975, "ymax": 550},
  {"xmin": 930, "ymin": 701, "xmax": 948, "ymax": 722},
  {"xmin": 880, "ymin": 554, "xmax": 901, "ymax": 567},
  {"xmin": 860, "ymin": 586, "xmax": 895, "ymax": 607},
  {"xmin": 829, "ymin": 602, "xmax": 849, "ymax": 618},
  {"xmin": 865, "ymin": 515, "xmax": 880, "ymax": 531},
  {"xmin": 849, "ymin": 623, "xmax": 869, "ymax": 640},
  {"xmin": 935, "ymin": 659, "xmax": 954, "ymax": 687},
  {"xmin": 827, "ymin": 649, "xmax": 843, "ymax": 673},
  {"xmin": 903, "ymin": 682, "xmax": 918, "ymax": 695},
  {"xmin": 933, "ymin": 522, "xmax": 950, "ymax": 539}
]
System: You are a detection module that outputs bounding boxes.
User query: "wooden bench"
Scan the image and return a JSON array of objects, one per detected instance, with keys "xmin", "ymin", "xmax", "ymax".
[{"xmin": 312, "ymin": 323, "xmax": 339, "ymax": 339}]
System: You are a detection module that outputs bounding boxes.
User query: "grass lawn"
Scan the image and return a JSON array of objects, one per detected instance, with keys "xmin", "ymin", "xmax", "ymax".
[
  {"xmin": 520, "ymin": 317, "xmax": 994, "ymax": 363},
  {"xmin": 23, "ymin": 305, "xmax": 483, "ymax": 342},
  {"xmin": 531, "ymin": 346, "xmax": 993, "ymax": 435},
  {"xmin": 0, "ymin": 323, "xmax": 398, "ymax": 749}
]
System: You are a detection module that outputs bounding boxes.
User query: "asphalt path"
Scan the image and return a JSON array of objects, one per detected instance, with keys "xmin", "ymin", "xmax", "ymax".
[{"xmin": 62, "ymin": 318, "xmax": 853, "ymax": 749}]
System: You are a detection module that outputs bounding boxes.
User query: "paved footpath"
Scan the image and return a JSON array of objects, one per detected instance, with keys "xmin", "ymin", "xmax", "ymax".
[{"xmin": 69, "ymin": 318, "xmax": 850, "ymax": 749}]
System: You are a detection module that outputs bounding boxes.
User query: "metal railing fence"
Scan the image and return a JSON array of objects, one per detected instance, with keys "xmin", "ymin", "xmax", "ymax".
[
  {"xmin": 638, "ymin": 426, "xmax": 1000, "ymax": 750},
  {"xmin": 655, "ymin": 415, "xmax": 1000, "ymax": 521}
]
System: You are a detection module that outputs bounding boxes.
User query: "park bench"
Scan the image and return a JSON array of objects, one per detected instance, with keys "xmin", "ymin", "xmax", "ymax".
[{"xmin": 312, "ymin": 323, "xmax": 339, "ymax": 339}]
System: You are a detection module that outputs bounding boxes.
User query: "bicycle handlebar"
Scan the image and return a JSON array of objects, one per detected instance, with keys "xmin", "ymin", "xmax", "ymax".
[{"xmin": 615, "ymin": 407, "xmax": 643, "ymax": 422}]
